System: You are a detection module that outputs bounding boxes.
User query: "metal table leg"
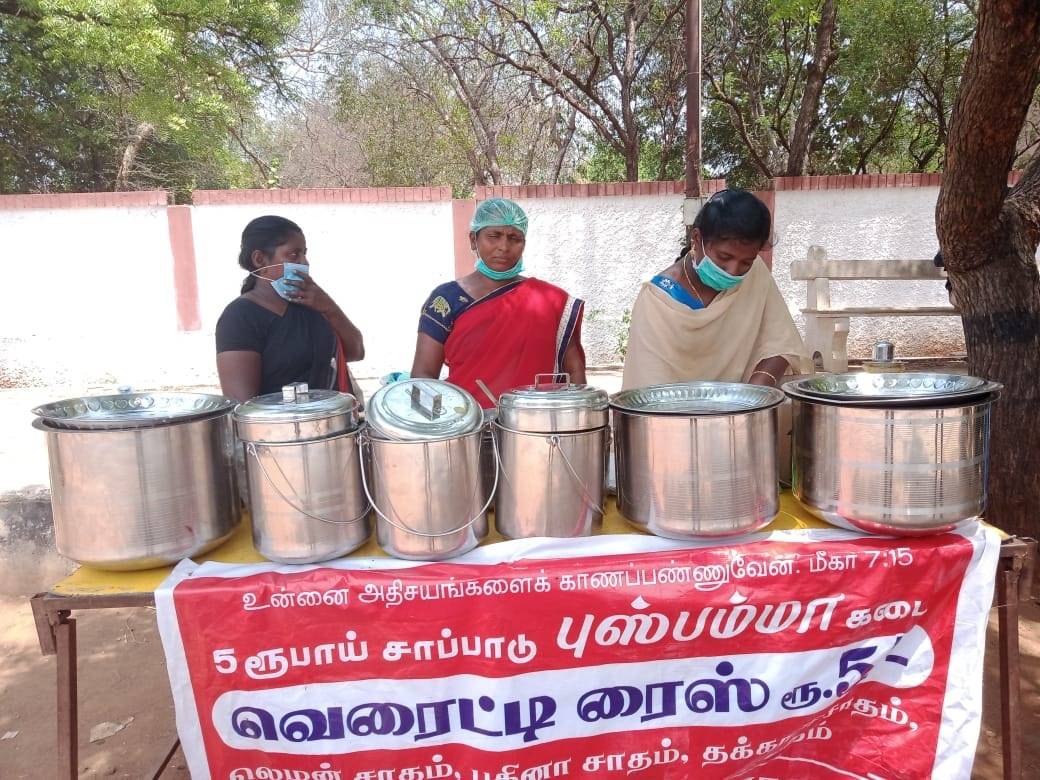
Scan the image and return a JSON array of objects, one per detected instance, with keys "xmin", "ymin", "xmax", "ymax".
[
  {"xmin": 149, "ymin": 738, "xmax": 181, "ymax": 779},
  {"xmin": 31, "ymin": 591, "xmax": 155, "ymax": 778},
  {"xmin": 997, "ymin": 547, "xmax": 1025, "ymax": 780},
  {"xmin": 994, "ymin": 537, "xmax": 1036, "ymax": 780},
  {"xmin": 55, "ymin": 611, "xmax": 78, "ymax": 780}
]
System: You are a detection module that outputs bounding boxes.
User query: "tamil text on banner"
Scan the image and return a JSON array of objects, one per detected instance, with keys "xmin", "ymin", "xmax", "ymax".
[{"xmin": 155, "ymin": 523, "xmax": 999, "ymax": 780}]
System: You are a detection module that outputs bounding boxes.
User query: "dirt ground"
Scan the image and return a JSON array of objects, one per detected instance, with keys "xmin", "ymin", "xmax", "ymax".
[{"xmin": 0, "ymin": 595, "xmax": 1037, "ymax": 779}]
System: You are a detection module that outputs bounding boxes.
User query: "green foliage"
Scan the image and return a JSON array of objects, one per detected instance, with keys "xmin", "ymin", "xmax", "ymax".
[
  {"xmin": 617, "ymin": 308, "xmax": 633, "ymax": 359},
  {"xmin": 0, "ymin": 0, "xmax": 1001, "ymax": 192},
  {"xmin": 336, "ymin": 59, "xmax": 477, "ymax": 188},
  {"xmin": 0, "ymin": 0, "xmax": 300, "ymax": 193},
  {"xmin": 577, "ymin": 139, "xmax": 685, "ymax": 182},
  {"xmin": 702, "ymin": 0, "xmax": 977, "ymax": 183}
]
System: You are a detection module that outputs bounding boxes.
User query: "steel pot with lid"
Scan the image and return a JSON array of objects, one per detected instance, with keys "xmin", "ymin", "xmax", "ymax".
[
  {"xmin": 234, "ymin": 382, "xmax": 360, "ymax": 443},
  {"xmin": 235, "ymin": 383, "xmax": 369, "ymax": 563},
  {"xmin": 363, "ymin": 379, "xmax": 492, "ymax": 560},
  {"xmin": 784, "ymin": 372, "xmax": 1001, "ymax": 535},
  {"xmin": 495, "ymin": 375, "xmax": 609, "ymax": 538},
  {"xmin": 498, "ymin": 376, "xmax": 609, "ymax": 432},
  {"xmin": 32, "ymin": 391, "xmax": 239, "ymax": 571},
  {"xmin": 611, "ymin": 382, "xmax": 784, "ymax": 539}
]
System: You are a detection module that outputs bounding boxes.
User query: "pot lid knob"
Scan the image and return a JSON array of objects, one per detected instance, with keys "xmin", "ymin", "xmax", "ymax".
[{"xmin": 281, "ymin": 382, "xmax": 310, "ymax": 403}]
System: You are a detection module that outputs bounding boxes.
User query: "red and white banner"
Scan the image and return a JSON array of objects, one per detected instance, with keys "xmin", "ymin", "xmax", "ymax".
[{"xmin": 156, "ymin": 522, "xmax": 999, "ymax": 780}]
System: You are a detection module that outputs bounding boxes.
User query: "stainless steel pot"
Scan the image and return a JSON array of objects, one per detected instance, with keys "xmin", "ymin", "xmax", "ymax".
[
  {"xmin": 498, "ymin": 376, "xmax": 609, "ymax": 432},
  {"xmin": 611, "ymin": 382, "xmax": 784, "ymax": 539},
  {"xmin": 495, "ymin": 426, "xmax": 606, "ymax": 538},
  {"xmin": 33, "ymin": 392, "xmax": 239, "ymax": 571},
  {"xmin": 364, "ymin": 430, "xmax": 491, "ymax": 560},
  {"xmin": 785, "ymin": 372, "xmax": 999, "ymax": 535},
  {"xmin": 366, "ymin": 378, "xmax": 482, "ymax": 441},
  {"xmin": 235, "ymin": 384, "xmax": 369, "ymax": 563},
  {"xmin": 234, "ymin": 382, "xmax": 359, "ymax": 443},
  {"xmin": 494, "ymin": 380, "xmax": 609, "ymax": 538},
  {"xmin": 364, "ymin": 380, "xmax": 491, "ymax": 560}
]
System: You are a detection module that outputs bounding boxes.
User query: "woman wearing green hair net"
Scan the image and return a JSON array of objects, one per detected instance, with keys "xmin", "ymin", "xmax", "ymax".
[{"xmin": 412, "ymin": 197, "xmax": 586, "ymax": 406}]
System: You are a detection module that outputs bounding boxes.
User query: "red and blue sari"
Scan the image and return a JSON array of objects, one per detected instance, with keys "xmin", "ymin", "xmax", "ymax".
[{"xmin": 419, "ymin": 278, "xmax": 584, "ymax": 407}]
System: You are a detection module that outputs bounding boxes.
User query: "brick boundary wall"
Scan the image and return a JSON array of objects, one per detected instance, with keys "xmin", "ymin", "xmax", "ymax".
[
  {"xmin": 473, "ymin": 180, "xmax": 727, "ymax": 199},
  {"xmin": 1, "ymin": 172, "xmax": 1019, "ymax": 212},
  {"xmin": 0, "ymin": 190, "xmax": 168, "ymax": 209},
  {"xmin": 192, "ymin": 186, "xmax": 454, "ymax": 205}
]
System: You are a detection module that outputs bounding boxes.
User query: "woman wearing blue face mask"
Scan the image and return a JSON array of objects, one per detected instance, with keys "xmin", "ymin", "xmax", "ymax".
[
  {"xmin": 411, "ymin": 198, "xmax": 587, "ymax": 407},
  {"xmin": 215, "ymin": 215, "xmax": 364, "ymax": 402},
  {"xmin": 621, "ymin": 189, "xmax": 807, "ymax": 390}
]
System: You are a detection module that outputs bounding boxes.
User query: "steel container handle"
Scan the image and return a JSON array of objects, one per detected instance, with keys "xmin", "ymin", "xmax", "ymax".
[
  {"xmin": 534, "ymin": 372, "xmax": 570, "ymax": 388},
  {"xmin": 493, "ymin": 422, "xmax": 604, "ymax": 516},
  {"xmin": 245, "ymin": 440, "xmax": 371, "ymax": 525},
  {"xmin": 359, "ymin": 429, "xmax": 498, "ymax": 538},
  {"xmin": 549, "ymin": 433, "xmax": 605, "ymax": 516}
]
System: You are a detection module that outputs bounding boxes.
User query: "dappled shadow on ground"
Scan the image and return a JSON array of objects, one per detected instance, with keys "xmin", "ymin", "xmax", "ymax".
[
  {"xmin": 973, "ymin": 599, "xmax": 1040, "ymax": 779},
  {"xmin": 0, "ymin": 598, "xmax": 188, "ymax": 778}
]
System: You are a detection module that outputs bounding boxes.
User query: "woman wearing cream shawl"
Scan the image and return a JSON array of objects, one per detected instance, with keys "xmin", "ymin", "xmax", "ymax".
[{"xmin": 622, "ymin": 189, "xmax": 807, "ymax": 390}]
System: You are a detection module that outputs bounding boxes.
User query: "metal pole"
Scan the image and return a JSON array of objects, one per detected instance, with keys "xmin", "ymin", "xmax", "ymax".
[
  {"xmin": 685, "ymin": 0, "xmax": 702, "ymax": 201},
  {"xmin": 56, "ymin": 613, "xmax": 78, "ymax": 779},
  {"xmin": 997, "ymin": 550, "xmax": 1024, "ymax": 780}
]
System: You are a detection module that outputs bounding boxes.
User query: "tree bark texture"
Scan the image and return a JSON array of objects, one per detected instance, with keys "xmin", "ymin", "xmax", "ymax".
[
  {"xmin": 783, "ymin": 0, "xmax": 838, "ymax": 176},
  {"xmin": 936, "ymin": 0, "xmax": 1040, "ymax": 538},
  {"xmin": 113, "ymin": 122, "xmax": 155, "ymax": 191}
]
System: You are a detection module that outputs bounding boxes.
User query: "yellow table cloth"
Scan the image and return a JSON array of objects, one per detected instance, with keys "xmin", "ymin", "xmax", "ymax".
[{"xmin": 50, "ymin": 492, "xmax": 828, "ymax": 596}]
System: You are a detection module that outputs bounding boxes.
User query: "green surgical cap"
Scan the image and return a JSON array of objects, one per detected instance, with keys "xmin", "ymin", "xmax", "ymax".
[{"xmin": 470, "ymin": 198, "xmax": 528, "ymax": 235}]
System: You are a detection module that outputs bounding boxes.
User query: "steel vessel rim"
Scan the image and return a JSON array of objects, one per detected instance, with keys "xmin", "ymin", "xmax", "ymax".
[
  {"xmin": 32, "ymin": 410, "xmax": 232, "ymax": 433},
  {"xmin": 783, "ymin": 389, "xmax": 999, "ymax": 410}
]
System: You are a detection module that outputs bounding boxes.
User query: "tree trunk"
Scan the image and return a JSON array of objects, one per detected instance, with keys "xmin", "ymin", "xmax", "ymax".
[
  {"xmin": 624, "ymin": 137, "xmax": 640, "ymax": 181},
  {"xmin": 783, "ymin": 0, "xmax": 838, "ymax": 176},
  {"xmin": 113, "ymin": 122, "xmax": 154, "ymax": 191},
  {"xmin": 936, "ymin": 0, "xmax": 1040, "ymax": 538},
  {"xmin": 957, "ymin": 239, "xmax": 1040, "ymax": 539},
  {"xmin": 551, "ymin": 109, "xmax": 577, "ymax": 184}
]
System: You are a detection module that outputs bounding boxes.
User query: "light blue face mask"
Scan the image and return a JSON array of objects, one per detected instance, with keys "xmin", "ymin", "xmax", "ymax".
[
  {"xmin": 270, "ymin": 262, "xmax": 308, "ymax": 300},
  {"xmin": 474, "ymin": 254, "xmax": 524, "ymax": 281},
  {"xmin": 694, "ymin": 253, "xmax": 746, "ymax": 291}
]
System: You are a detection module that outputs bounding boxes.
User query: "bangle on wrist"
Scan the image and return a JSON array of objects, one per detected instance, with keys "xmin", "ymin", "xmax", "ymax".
[{"xmin": 750, "ymin": 369, "xmax": 779, "ymax": 384}]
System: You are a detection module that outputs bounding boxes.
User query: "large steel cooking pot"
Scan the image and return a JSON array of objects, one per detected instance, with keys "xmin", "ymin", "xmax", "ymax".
[
  {"xmin": 611, "ymin": 382, "xmax": 784, "ymax": 539},
  {"xmin": 32, "ymin": 392, "xmax": 239, "ymax": 571},
  {"xmin": 235, "ymin": 384, "xmax": 369, "ymax": 564},
  {"xmin": 495, "ymin": 379, "xmax": 608, "ymax": 538},
  {"xmin": 363, "ymin": 379, "xmax": 492, "ymax": 560},
  {"xmin": 784, "ymin": 372, "xmax": 1001, "ymax": 535}
]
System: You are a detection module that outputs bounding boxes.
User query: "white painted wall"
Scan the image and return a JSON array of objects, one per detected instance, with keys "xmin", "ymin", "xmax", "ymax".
[
  {"xmin": 0, "ymin": 204, "xmax": 185, "ymax": 389},
  {"xmin": 772, "ymin": 186, "xmax": 963, "ymax": 360},
  {"xmin": 0, "ymin": 188, "xmax": 966, "ymax": 392},
  {"xmin": 514, "ymin": 194, "xmax": 686, "ymax": 365},
  {"xmin": 191, "ymin": 201, "xmax": 455, "ymax": 381}
]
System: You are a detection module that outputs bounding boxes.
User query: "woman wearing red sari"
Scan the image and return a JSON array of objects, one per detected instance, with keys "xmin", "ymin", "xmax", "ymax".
[{"xmin": 411, "ymin": 198, "xmax": 586, "ymax": 406}]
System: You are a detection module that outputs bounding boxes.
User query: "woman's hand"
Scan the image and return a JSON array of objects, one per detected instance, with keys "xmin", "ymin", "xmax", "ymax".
[
  {"xmin": 284, "ymin": 274, "xmax": 336, "ymax": 316},
  {"xmin": 285, "ymin": 273, "xmax": 365, "ymax": 361}
]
